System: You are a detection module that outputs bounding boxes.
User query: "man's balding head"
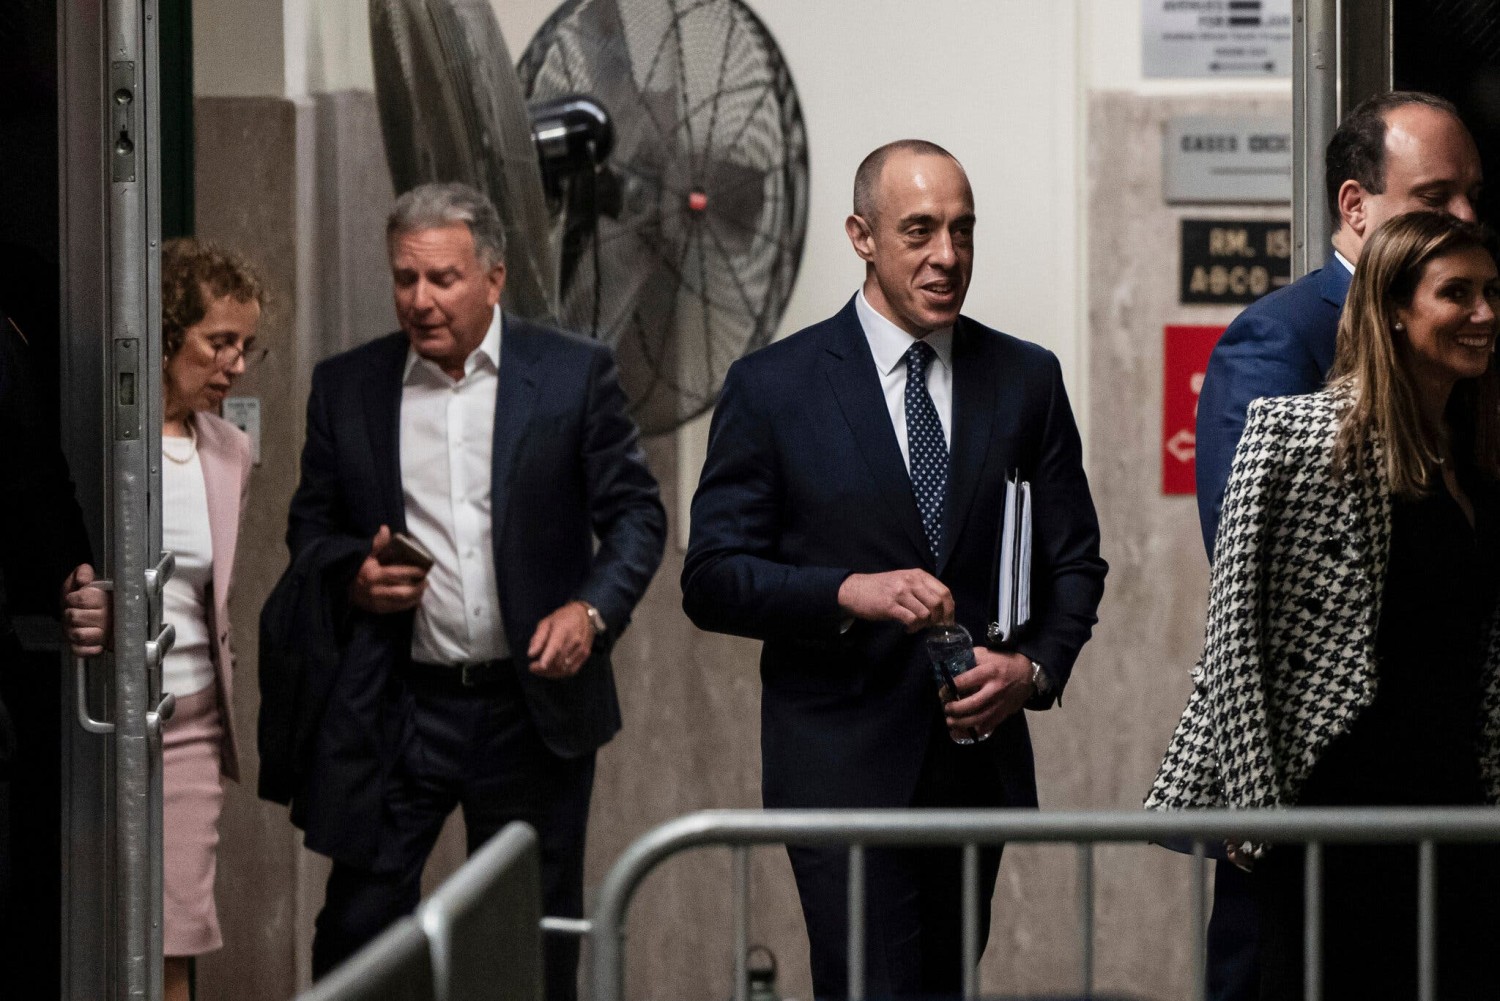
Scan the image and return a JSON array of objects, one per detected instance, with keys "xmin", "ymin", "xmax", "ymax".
[
  {"xmin": 852, "ymin": 139, "xmax": 962, "ymax": 223},
  {"xmin": 1327, "ymin": 92, "xmax": 1482, "ymax": 261},
  {"xmin": 846, "ymin": 141, "xmax": 975, "ymax": 336}
]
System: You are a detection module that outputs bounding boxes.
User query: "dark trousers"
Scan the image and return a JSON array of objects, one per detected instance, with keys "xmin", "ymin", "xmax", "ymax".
[
  {"xmin": 1254, "ymin": 842, "xmax": 1500, "ymax": 1000},
  {"xmin": 1205, "ymin": 859, "xmax": 1260, "ymax": 1001},
  {"xmin": 311, "ymin": 669, "xmax": 596, "ymax": 1001},
  {"xmin": 786, "ymin": 716, "xmax": 1008, "ymax": 1000},
  {"xmin": 0, "ymin": 636, "xmax": 61, "ymax": 1000}
]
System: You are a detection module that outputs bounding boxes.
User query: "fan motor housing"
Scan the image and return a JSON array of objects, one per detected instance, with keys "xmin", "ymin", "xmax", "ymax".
[{"xmin": 529, "ymin": 95, "xmax": 614, "ymax": 203}]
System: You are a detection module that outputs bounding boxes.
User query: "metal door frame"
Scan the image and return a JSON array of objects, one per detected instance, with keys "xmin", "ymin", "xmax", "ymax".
[
  {"xmin": 1292, "ymin": 0, "xmax": 1392, "ymax": 278},
  {"xmin": 58, "ymin": 1, "xmax": 168, "ymax": 997}
]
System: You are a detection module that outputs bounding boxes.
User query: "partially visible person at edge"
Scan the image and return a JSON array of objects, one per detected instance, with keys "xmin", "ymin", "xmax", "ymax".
[
  {"xmin": 1190, "ymin": 89, "xmax": 1482, "ymax": 1001},
  {"xmin": 0, "ymin": 303, "xmax": 92, "ymax": 961},
  {"xmin": 64, "ymin": 240, "xmax": 264, "ymax": 1001},
  {"xmin": 1151, "ymin": 210, "xmax": 1500, "ymax": 1000}
]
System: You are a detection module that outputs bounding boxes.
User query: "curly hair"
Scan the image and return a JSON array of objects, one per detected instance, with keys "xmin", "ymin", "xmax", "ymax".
[{"xmin": 160, "ymin": 238, "xmax": 266, "ymax": 357}]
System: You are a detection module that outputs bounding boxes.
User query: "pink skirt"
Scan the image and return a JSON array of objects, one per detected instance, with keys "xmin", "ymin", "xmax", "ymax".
[{"xmin": 162, "ymin": 685, "xmax": 225, "ymax": 957}]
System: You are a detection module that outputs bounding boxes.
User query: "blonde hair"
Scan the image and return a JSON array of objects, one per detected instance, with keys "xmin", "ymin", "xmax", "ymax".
[{"xmin": 1328, "ymin": 210, "xmax": 1500, "ymax": 496}]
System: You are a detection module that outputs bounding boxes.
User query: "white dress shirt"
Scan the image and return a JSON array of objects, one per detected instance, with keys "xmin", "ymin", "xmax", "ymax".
[
  {"xmin": 1334, "ymin": 249, "xmax": 1355, "ymax": 274},
  {"xmin": 400, "ymin": 306, "xmax": 510, "ymax": 665},
  {"xmin": 854, "ymin": 288, "xmax": 954, "ymax": 472},
  {"xmin": 160, "ymin": 438, "xmax": 216, "ymax": 696}
]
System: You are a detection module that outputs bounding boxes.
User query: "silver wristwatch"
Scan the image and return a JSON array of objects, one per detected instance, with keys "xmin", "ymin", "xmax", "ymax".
[
  {"xmin": 1028, "ymin": 658, "xmax": 1051, "ymax": 698},
  {"xmin": 580, "ymin": 601, "xmax": 607, "ymax": 637}
]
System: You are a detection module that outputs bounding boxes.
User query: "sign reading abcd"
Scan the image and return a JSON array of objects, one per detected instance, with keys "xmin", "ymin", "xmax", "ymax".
[{"xmin": 1180, "ymin": 218, "xmax": 1290, "ymax": 305}]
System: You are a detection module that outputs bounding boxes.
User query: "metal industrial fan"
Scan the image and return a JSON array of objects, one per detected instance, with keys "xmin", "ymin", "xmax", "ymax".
[{"xmin": 370, "ymin": 0, "xmax": 809, "ymax": 435}]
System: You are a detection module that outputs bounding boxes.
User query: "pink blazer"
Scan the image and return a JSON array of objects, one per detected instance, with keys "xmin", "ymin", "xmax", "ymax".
[{"xmin": 192, "ymin": 411, "xmax": 252, "ymax": 781}]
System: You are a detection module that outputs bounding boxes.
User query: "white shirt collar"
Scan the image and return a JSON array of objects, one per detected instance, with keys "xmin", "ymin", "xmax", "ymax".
[
  {"xmin": 1333, "ymin": 249, "xmax": 1355, "ymax": 275},
  {"xmin": 402, "ymin": 305, "xmax": 503, "ymax": 384},
  {"xmin": 854, "ymin": 289, "xmax": 953, "ymax": 377}
]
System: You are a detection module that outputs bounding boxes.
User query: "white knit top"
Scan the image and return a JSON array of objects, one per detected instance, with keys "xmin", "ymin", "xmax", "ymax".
[{"xmin": 161, "ymin": 435, "xmax": 216, "ymax": 697}]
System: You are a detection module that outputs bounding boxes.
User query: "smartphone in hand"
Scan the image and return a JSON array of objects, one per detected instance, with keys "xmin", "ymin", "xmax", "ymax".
[{"xmin": 376, "ymin": 531, "xmax": 436, "ymax": 572}]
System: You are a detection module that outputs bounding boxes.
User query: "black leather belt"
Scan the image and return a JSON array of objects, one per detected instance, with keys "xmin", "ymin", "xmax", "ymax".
[{"xmin": 405, "ymin": 657, "xmax": 513, "ymax": 689}]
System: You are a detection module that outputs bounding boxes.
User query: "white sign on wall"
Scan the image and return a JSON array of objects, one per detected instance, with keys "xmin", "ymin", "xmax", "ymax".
[
  {"xmin": 1164, "ymin": 116, "xmax": 1292, "ymax": 203},
  {"xmin": 223, "ymin": 397, "xmax": 262, "ymax": 465},
  {"xmin": 1143, "ymin": 0, "xmax": 1293, "ymax": 78}
]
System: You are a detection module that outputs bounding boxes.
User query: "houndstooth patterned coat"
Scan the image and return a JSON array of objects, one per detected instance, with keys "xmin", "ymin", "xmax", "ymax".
[{"xmin": 1147, "ymin": 389, "xmax": 1500, "ymax": 826}]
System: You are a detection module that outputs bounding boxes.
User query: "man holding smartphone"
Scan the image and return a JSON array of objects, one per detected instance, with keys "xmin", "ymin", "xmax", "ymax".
[{"xmin": 274, "ymin": 182, "xmax": 665, "ymax": 1001}]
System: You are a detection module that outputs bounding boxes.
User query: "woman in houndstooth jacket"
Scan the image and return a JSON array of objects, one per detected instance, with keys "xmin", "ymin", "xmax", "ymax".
[{"xmin": 1149, "ymin": 211, "xmax": 1500, "ymax": 999}]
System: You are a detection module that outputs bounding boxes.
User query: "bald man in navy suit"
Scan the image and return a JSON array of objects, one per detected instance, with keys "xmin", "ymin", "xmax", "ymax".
[{"xmin": 683, "ymin": 141, "xmax": 1106, "ymax": 997}]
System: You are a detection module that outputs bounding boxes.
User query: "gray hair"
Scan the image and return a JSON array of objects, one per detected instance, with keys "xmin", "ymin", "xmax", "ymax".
[{"xmin": 387, "ymin": 182, "xmax": 507, "ymax": 266}]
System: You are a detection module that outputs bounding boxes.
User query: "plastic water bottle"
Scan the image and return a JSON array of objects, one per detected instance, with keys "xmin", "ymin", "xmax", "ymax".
[{"xmin": 924, "ymin": 623, "xmax": 983, "ymax": 744}]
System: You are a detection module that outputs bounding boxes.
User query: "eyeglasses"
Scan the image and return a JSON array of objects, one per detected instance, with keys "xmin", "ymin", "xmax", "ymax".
[{"xmin": 210, "ymin": 340, "xmax": 269, "ymax": 370}]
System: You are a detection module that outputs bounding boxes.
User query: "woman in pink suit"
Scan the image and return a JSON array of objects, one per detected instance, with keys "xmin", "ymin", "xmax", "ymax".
[{"xmin": 65, "ymin": 239, "xmax": 264, "ymax": 1001}]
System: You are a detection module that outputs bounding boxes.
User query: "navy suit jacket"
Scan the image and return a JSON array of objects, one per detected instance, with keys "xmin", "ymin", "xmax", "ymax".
[
  {"xmin": 682, "ymin": 298, "xmax": 1107, "ymax": 812},
  {"xmin": 280, "ymin": 315, "xmax": 665, "ymax": 866},
  {"xmin": 1195, "ymin": 253, "xmax": 1351, "ymax": 556}
]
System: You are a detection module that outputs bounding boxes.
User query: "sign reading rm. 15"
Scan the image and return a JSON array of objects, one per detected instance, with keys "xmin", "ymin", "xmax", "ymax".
[{"xmin": 1180, "ymin": 218, "xmax": 1290, "ymax": 305}]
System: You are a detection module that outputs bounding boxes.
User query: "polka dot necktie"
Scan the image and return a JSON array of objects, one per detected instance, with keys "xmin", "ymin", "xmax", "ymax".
[{"xmin": 904, "ymin": 340, "xmax": 948, "ymax": 559}]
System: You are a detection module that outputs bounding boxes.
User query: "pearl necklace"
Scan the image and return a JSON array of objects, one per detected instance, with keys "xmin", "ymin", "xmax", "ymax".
[{"xmin": 162, "ymin": 424, "xmax": 197, "ymax": 465}]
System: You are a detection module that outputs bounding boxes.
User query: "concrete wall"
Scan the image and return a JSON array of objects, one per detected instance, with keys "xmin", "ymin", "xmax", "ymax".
[{"xmin": 186, "ymin": 1, "xmax": 1296, "ymax": 998}]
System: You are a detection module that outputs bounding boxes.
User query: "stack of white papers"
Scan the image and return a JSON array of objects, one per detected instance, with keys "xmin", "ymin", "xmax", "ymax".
[{"xmin": 991, "ymin": 473, "xmax": 1031, "ymax": 644}]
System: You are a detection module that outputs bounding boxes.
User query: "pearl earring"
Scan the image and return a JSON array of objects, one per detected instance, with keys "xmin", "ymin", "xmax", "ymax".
[{"xmin": 1394, "ymin": 321, "xmax": 1405, "ymax": 332}]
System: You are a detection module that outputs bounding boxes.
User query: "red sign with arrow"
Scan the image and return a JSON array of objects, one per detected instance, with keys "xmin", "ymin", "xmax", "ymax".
[{"xmin": 1162, "ymin": 325, "xmax": 1225, "ymax": 495}]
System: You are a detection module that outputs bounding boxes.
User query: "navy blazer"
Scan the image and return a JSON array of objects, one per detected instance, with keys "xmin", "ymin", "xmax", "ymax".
[
  {"xmin": 281, "ymin": 315, "xmax": 665, "ymax": 866},
  {"xmin": 682, "ymin": 298, "xmax": 1106, "ymax": 811},
  {"xmin": 1195, "ymin": 253, "xmax": 1351, "ymax": 556}
]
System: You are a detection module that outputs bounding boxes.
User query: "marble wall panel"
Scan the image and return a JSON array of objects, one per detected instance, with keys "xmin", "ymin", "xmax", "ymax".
[
  {"xmin": 1069, "ymin": 90, "xmax": 1292, "ymax": 999},
  {"xmin": 194, "ymin": 91, "xmax": 396, "ymax": 999},
  {"xmin": 192, "ymin": 94, "xmax": 318, "ymax": 999}
]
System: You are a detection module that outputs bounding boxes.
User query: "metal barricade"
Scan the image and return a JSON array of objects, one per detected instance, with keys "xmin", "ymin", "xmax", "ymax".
[
  {"xmin": 294, "ymin": 822, "xmax": 543, "ymax": 1001},
  {"xmin": 586, "ymin": 807, "xmax": 1500, "ymax": 1001},
  {"xmin": 418, "ymin": 822, "xmax": 546, "ymax": 1001},
  {"xmin": 297, "ymin": 918, "xmax": 435, "ymax": 1001}
]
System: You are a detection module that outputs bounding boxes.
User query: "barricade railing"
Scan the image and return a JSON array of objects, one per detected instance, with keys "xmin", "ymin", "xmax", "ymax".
[
  {"xmin": 296, "ymin": 917, "xmax": 435, "ymax": 1001},
  {"xmin": 296, "ymin": 822, "xmax": 543, "ymax": 1001},
  {"xmin": 585, "ymin": 807, "xmax": 1500, "ymax": 1001},
  {"xmin": 418, "ymin": 822, "xmax": 544, "ymax": 1001}
]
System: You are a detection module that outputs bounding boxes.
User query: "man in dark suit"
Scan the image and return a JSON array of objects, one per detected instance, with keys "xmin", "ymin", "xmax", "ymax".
[
  {"xmin": 281, "ymin": 182, "xmax": 665, "ymax": 1000},
  {"xmin": 1197, "ymin": 91, "xmax": 1482, "ymax": 552},
  {"xmin": 682, "ymin": 141, "xmax": 1106, "ymax": 997},
  {"xmin": 1193, "ymin": 91, "xmax": 1482, "ymax": 1001}
]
